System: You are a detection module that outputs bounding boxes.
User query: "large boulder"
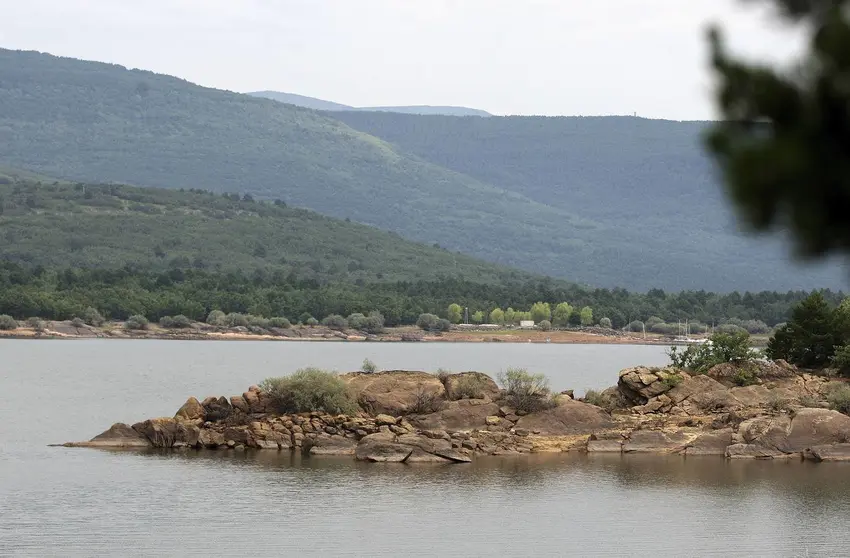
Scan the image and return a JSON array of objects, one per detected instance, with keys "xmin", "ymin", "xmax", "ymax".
[
  {"xmin": 443, "ymin": 372, "xmax": 501, "ymax": 401},
  {"xmin": 734, "ymin": 409, "xmax": 850, "ymax": 457},
  {"xmin": 67, "ymin": 423, "xmax": 152, "ymax": 448},
  {"xmin": 623, "ymin": 430, "xmax": 691, "ymax": 453},
  {"xmin": 408, "ymin": 399, "xmax": 501, "ymax": 432},
  {"xmin": 665, "ymin": 374, "xmax": 739, "ymax": 414},
  {"xmin": 201, "ymin": 396, "xmax": 232, "ymax": 421},
  {"xmin": 175, "ymin": 397, "xmax": 205, "ymax": 421},
  {"xmin": 618, "ymin": 367, "xmax": 683, "ymax": 404},
  {"xmin": 514, "ymin": 399, "xmax": 615, "ymax": 436},
  {"xmin": 354, "ymin": 433, "xmax": 414, "ymax": 462},
  {"xmin": 306, "ymin": 435, "xmax": 357, "ymax": 456},
  {"xmin": 785, "ymin": 408, "xmax": 850, "ymax": 452},
  {"xmin": 342, "ymin": 371, "xmax": 447, "ymax": 416},
  {"xmin": 707, "ymin": 360, "xmax": 798, "ymax": 387},
  {"xmin": 804, "ymin": 444, "xmax": 850, "ymax": 462},
  {"xmin": 132, "ymin": 418, "xmax": 199, "ymax": 448},
  {"xmin": 684, "ymin": 429, "xmax": 733, "ymax": 456}
]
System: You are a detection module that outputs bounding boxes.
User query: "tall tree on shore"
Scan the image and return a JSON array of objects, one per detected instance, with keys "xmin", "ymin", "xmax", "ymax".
[{"xmin": 707, "ymin": 0, "xmax": 850, "ymax": 259}]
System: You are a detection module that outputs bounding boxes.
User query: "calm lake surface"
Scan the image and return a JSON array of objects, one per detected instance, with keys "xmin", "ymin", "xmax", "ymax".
[{"xmin": 2, "ymin": 339, "xmax": 849, "ymax": 557}]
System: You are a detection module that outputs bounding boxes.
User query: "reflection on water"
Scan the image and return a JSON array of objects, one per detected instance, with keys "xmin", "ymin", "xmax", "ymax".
[{"xmin": 2, "ymin": 340, "xmax": 850, "ymax": 556}]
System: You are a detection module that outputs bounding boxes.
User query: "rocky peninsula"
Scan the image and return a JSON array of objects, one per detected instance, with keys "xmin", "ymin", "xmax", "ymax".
[{"xmin": 63, "ymin": 362, "xmax": 850, "ymax": 463}]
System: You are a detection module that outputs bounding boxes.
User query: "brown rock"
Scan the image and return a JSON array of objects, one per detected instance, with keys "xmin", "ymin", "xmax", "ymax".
[
  {"xmin": 586, "ymin": 432, "xmax": 624, "ymax": 453},
  {"xmin": 341, "ymin": 370, "xmax": 447, "ymax": 416},
  {"xmin": 514, "ymin": 399, "xmax": 615, "ymax": 436},
  {"xmin": 67, "ymin": 423, "xmax": 152, "ymax": 448},
  {"xmin": 408, "ymin": 399, "xmax": 501, "ymax": 432},
  {"xmin": 230, "ymin": 395, "xmax": 249, "ymax": 413},
  {"xmin": 443, "ymin": 372, "xmax": 500, "ymax": 401},
  {"xmin": 684, "ymin": 429, "xmax": 733, "ymax": 456},
  {"xmin": 707, "ymin": 360, "xmax": 797, "ymax": 387},
  {"xmin": 804, "ymin": 443, "xmax": 850, "ymax": 462},
  {"xmin": 433, "ymin": 448, "xmax": 473, "ymax": 463},
  {"xmin": 199, "ymin": 429, "xmax": 226, "ymax": 448},
  {"xmin": 623, "ymin": 430, "xmax": 690, "ymax": 453},
  {"xmin": 175, "ymin": 397, "xmax": 205, "ymax": 421},
  {"xmin": 132, "ymin": 418, "xmax": 199, "ymax": 448},
  {"xmin": 786, "ymin": 408, "xmax": 850, "ymax": 452},
  {"xmin": 307, "ymin": 435, "xmax": 357, "ymax": 456},
  {"xmin": 405, "ymin": 448, "xmax": 453, "ymax": 463},
  {"xmin": 485, "ymin": 416, "xmax": 501, "ymax": 426},
  {"xmin": 355, "ymin": 437, "xmax": 414, "ymax": 462},
  {"xmin": 375, "ymin": 414, "xmax": 397, "ymax": 426},
  {"xmin": 395, "ymin": 433, "xmax": 451, "ymax": 454},
  {"xmin": 618, "ymin": 367, "xmax": 682, "ymax": 404},
  {"xmin": 728, "ymin": 385, "xmax": 772, "ymax": 408},
  {"xmin": 666, "ymin": 375, "xmax": 728, "ymax": 405},
  {"xmin": 725, "ymin": 443, "xmax": 789, "ymax": 459}
]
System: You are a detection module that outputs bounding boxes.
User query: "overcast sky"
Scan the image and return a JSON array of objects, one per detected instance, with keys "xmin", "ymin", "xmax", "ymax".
[{"xmin": 2, "ymin": 0, "xmax": 803, "ymax": 120}]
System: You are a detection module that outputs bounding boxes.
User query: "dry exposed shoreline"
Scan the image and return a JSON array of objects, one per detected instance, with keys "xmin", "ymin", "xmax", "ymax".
[{"xmin": 0, "ymin": 320, "xmax": 709, "ymax": 345}]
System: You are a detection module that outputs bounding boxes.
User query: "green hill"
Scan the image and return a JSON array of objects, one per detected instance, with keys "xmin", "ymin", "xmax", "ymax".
[
  {"xmin": 0, "ymin": 178, "xmax": 530, "ymax": 284},
  {"xmin": 0, "ymin": 48, "xmax": 843, "ymax": 291}
]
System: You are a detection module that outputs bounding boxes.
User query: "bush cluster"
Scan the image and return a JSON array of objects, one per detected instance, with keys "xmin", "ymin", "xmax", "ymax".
[
  {"xmin": 497, "ymin": 367, "xmax": 555, "ymax": 413},
  {"xmin": 259, "ymin": 368, "xmax": 359, "ymax": 415},
  {"xmin": 452, "ymin": 374, "xmax": 491, "ymax": 400},
  {"xmin": 825, "ymin": 383, "xmax": 850, "ymax": 415},
  {"xmin": 667, "ymin": 331, "xmax": 755, "ymax": 374},
  {"xmin": 159, "ymin": 314, "xmax": 193, "ymax": 329},
  {"xmin": 416, "ymin": 313, "xmax": 451, "ymax": 332},
  {"xmin": 124, "ymin": 314, "xmax": 149, "ymax": 330},
  {"xmin": 0, "ymin": 314, "xmax": 18, "ymax": 330},
  {"xmin": 82, "ymin": 307, "xmax": 105, "ymax": 327}
]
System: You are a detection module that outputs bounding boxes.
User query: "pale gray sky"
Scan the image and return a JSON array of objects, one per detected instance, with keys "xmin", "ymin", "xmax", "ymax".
[{"xmin": 2, "ymin": 0, "xmax": 803, "ymax": 119}]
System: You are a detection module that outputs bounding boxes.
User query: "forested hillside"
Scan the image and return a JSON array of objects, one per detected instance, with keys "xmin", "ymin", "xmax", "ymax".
[
  {"xmin": 0, "ymin": 179, "xmax": 528, "ymax": 284},
  {"xmin": 329, "ymin": 111, "xmax": 848, "ymax": 291},
  {"xmin": 0, "ymin": 49, "xmax": 844, "ymax": 291}
]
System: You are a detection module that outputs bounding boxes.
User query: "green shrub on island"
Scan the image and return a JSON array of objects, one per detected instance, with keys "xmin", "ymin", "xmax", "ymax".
[
  {"xmin": 360, "ymin": 358, "xmax": 378, "ymax": 374},
  {"xmin": 0, "ymin": 314, "xmax": 18, "ymax": 330},
  {"xmin": 25, "ymin": 317, "xmax": 46, "ymax": 331},
  {"xmin": 417, "ymin": 313, "xmax": 439, "ymax": 331},
  {"xmin": 825, "ymin": 383, "xmax": 850, "ymax": 415},
  {"xmin": 322, "ymin": 314, "xmax": 348, "ymax": 331},
  {"xmin": 347, "ymin": 311, "xmax": 384, "ymax": 334},
  {"xmin": 260, "ymin": 368, "xmax": 359, "ymax": 415},
  {"xmin": 498, "ymin": 367, "xmax": 555, "ymax": 413},
  {"xmin": 159, "ymin": 314, "xmax": 193, "ymax": 329},
  {"xmin": 82, "ymin": 307, "xmax": 105, "ymax": 327},
  {"xmin": 453, "ymin": 374, "xmax": 491, "ymax": 400},
  {"xmin": 206, "ymin": 309, "xmax": 226, "ymax": 326},
  {"xmin": 124, "ymin": 315, "xmax": 149, "ymax": 330},
  {"xmin": 247, "ymin": 315, "xmax": 270, "ymax": 329},
  {"xmin": 224, "ymin": 312, "xmax": 249, "ymax": 328},
  {"xmin": 667, "ymin": 331, "xmax": 755, "ymax": 374},
  {"xmin": 626, "ymin": 320, "xmax": 645, "ymax": 333},
  {"xmin": 268, "ymin": 317, "xmax": 291, "ymax": 329}
]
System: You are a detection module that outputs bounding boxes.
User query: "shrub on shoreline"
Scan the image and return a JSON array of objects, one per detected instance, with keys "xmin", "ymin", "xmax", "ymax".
[
  {"xmin": 322, "ymin": 314, "xmax": 348, "ymax": 331},
  {"xmin": 0, "ymin": 314, "xmax": 18, "ymax": 330},
  {"xmin": 124, "ymin": 315, "xmax": 149, "ymax": 330},
  {"xmin": 260, "ymin": 368, "xmax": 359, "ymax": 415},
  {"xmin": 453, "ymin": 374, "xmax": 490, "ymax": 399},
  {"xmin": 206, "ymin": 310, "xmax": 226, "ymax": 326},
  {"xmin": 160, "ymin": 314, "xmax": 193, "ymax": 329},
  {"xmin": 82, "ymin": 307, "xmax": 105, "ymax": 327},
  {"xmin": 498, "ymin": 367, "xmax": 555, "ymax": 413}
]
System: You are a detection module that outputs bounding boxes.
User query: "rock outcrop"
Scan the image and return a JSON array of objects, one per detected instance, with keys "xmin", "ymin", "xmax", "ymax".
[
  {"xmin": 342, "ymin": 371, "xmax": 446, "ymax": 415},
  {"xmin": 64, "ymin": 366, "xmax": 850, "ymax": 464}
]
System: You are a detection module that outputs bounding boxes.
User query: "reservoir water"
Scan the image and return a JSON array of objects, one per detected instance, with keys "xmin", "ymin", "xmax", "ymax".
[{"xmin": 1, "ymin": 340, "xmax": 849, "ymax": 556}]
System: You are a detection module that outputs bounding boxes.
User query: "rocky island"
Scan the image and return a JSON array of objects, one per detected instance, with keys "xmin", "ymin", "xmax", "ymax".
[{"xmin": 63, "ymin": 362, "xmax": 850, "ymax": 463}]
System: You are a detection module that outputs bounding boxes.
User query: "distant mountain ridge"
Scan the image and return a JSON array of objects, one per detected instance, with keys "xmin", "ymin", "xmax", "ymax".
[
  {"xmin": 248, "ymin": 90, "xmax": 492, "ymax": 117},
  {"xmin": 0, "ymin": 48, "xmax": 844, "ymax": 292}
]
